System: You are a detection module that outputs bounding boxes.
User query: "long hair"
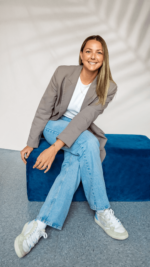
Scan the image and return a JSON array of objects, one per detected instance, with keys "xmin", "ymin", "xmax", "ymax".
[{"xmin": 79, "ymin": 35, "xmax": 117, "ymax": 106}]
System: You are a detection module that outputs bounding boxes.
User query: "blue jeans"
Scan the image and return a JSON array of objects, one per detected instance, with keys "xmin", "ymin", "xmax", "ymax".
[{"xmin": 36, "ymin": 115, "xmax": 110, "ymax": 230}]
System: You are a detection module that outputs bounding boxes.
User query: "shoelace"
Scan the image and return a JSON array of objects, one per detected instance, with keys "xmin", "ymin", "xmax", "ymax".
[
  {"xmin": 26, "ymin": 229, "xmax": 48, "ymax": 250},
  {"xmin": 103, "ymin": 209, "xmax": 122, "ymax": 229}
]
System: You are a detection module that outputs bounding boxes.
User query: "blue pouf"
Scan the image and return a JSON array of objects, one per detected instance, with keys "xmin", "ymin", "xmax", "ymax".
[{"xmin": 26, "ymin": 134, "xmax": 150, "ymax": 202}]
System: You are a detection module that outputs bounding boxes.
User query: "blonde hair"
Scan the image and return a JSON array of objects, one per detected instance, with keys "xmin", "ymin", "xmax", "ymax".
[{"xmin": 79, "ymin": 35, "xmax": 117, "ymax": 106}]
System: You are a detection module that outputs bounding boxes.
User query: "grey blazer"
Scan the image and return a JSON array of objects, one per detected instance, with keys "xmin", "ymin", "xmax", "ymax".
[{"xmin": 27, "ymin": 65, "xmax": 117, "ymax": 162}]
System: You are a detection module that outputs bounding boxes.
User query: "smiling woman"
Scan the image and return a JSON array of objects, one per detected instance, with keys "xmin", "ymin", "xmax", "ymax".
[
  {"xmin": 15, "ymin": 35, "xmax": 128, "ymax": 259},
  {"xmin": 79, "ymin": 35, "xmax": 117, "ymax": 106},
  {"xmin": 80, "ymin": 40, "xmax": 104, "ymax": 78}
]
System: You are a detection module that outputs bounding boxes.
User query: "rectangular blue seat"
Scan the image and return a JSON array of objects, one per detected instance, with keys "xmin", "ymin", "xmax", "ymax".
[{"xmin": 26, "ymin": 134, "xmax": 150, "ymax": 202}]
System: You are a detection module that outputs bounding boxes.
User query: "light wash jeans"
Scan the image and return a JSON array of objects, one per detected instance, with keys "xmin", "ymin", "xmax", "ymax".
[{"xmin": 36, "ymin": 115, "xmax": 110, "ymax": 230}]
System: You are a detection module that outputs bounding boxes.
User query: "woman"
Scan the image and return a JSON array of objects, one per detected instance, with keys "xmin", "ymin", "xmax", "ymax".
[{"xmin": 14, "ymin": 35, "xmax": 128, "ymax": 258}]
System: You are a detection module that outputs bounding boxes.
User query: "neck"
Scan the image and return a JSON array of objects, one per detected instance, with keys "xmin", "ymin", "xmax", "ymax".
[{"xmin": 80, "ymin": 65, "xmax": 98, "ymax": 85}]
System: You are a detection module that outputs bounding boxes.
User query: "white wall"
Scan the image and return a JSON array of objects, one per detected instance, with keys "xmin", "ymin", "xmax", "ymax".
[{"xmin": 0, "ymin": 0, "xmax": 150, "ymax": 150}]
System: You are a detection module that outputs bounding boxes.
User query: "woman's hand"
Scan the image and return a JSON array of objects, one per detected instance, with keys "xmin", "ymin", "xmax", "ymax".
[
  {"xmin": 20, "ymin": 146, "xmax": 34, "ymax": 164},
  {"xmin": 33, "ymin": 146, "xmax": 57, "ymax": 173}
]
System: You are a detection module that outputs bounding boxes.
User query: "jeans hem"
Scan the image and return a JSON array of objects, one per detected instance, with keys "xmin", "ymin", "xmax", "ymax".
[
  {"xmin": 89, "ymin": 204, "xmax": 110, "ymax": 211},
  {"xmin": 36, "ymin": 217, "xmax": 62, "ymax": 230}
]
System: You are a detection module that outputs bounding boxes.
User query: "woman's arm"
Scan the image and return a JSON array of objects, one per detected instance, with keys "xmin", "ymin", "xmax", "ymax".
[
  {"xmin": 52, "ymin": 139, "xmax": 66, "ymax": 152},
  {"xmin": 27, "ymin": 66, "xmax": 59, "ymax": 148},
  {"xmin": 56, "ymin": 84, "xmax": 117, "ymax": 148}
]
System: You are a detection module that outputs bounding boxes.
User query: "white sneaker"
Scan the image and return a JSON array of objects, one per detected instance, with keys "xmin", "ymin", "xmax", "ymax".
[
  {"xmin": 94, "ymin": 208, "xmax": 129, "ymax": 240},
  {"xmin": 14, "ymin": 220, "xmax": 48, "ymax": 258}
]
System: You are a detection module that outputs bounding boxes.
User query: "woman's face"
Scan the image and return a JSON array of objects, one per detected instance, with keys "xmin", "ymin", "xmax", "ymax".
[{"xmin": 80, "ymin": 40, "xmax": 104, "ymax": 72}]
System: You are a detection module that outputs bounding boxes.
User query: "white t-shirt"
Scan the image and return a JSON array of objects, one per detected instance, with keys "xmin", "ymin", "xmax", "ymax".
[{"xmin": 63, "ymin": 76, "xmax": 91, "ymax": 119}]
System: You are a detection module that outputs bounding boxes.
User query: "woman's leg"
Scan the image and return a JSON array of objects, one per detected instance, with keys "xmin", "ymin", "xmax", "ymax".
[
  {"xmin": 36, "ymin": 150, "xmax": 81, "ymax": 230},
  {"xmin": 77, "ymin": 130, "xmax": 110, "ymax": 210},
  {"xmin": 35, "ymin": 115, "xmax": 110, "ymax": 230},
  {"xmin": 14, "ymin": 116, "xmax": 83, "ymax": 258}
]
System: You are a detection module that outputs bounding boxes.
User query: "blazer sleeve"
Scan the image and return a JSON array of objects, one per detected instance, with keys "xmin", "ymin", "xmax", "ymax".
[
  {"xmin": 26, "ymin": 66, "xmax": 59, "ymax": 148},
  {"xmin": 56, "ymin": 84, "xmax": 117, "ymax": 148}
]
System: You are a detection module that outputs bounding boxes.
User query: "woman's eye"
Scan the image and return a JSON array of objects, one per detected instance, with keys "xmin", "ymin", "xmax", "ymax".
[{"xmin": 86, "ymin": 51, "xmax": 102, "ymax": 54}]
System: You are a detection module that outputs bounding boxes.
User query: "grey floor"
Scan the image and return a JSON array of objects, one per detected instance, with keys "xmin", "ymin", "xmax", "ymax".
[{"xmin": 0, "ymin": 149, "xmax": 150, "ymax": 267}]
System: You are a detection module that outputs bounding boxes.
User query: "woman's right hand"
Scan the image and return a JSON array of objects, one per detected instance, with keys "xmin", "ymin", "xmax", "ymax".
[{"xmin": 20, "ymin": 146, "xmax": 34, "ymax": 165}]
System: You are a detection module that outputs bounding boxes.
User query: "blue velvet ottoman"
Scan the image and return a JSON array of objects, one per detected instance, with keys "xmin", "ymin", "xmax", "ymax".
[{"xmin": 26, "ymin": 134, "xmax": 150, "ymax": 202}]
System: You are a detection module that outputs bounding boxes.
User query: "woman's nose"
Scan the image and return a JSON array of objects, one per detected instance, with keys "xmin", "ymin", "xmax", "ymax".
[{"xmin": 91, "ymin": 53, "xmax": 95, "ymax": 59}]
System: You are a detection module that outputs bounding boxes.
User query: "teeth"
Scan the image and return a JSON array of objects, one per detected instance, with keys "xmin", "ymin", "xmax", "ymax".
[{"xmin": 89, "ymin": 62, "xmax": 97, "ymax": 65}]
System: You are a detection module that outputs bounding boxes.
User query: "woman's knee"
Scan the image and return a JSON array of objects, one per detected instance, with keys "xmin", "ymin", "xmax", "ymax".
[
  {"xmin": 42, "ymin": 119, "xmax": 70, "ymax": 145},
  {"xmin": 44, "ymin": 119, "xmax": 69, "ymax": 135}
]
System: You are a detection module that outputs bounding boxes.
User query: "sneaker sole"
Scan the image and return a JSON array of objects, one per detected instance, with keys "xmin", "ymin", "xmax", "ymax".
[
  {"xmin": 94, "ymin": 216, "xmax": 128, "ymax": 240},
  {"xmin": 14, "ymin": 222, "xmax": 29, "ymax": 258}
]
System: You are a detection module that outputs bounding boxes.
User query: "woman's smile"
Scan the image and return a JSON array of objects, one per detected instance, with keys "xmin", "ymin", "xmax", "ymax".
[
  {"xmin": 88, "ymin": 62, "xmax": 97, "ymax": 65},
  {"xmin": 80, "ymin": 39, "xmax": 104, "ymax": 73}
]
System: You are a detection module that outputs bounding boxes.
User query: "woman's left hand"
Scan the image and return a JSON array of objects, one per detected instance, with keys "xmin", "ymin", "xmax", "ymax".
[{"xmin": 33, "ymin": 146, "xmax": 57, "ymax": 173}]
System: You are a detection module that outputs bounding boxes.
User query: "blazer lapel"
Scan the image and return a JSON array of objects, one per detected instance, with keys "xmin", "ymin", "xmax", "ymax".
[
  {"xmin": 59, "ymin": 65, "xmax": 98, "ymax": 115},
  {"xmin": 80, "ymin": 73, "xmax": 98, "ymax": 111}
]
